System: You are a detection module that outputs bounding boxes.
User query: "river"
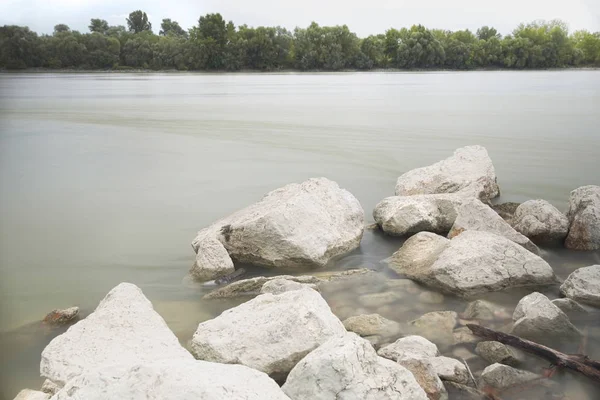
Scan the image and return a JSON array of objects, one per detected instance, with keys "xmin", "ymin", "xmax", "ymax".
[{"xmin": 0, "ymin": 71, "xmax": 599, "ymax": 399}]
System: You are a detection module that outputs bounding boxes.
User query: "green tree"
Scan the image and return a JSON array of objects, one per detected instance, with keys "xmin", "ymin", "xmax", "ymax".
[
  {"xmin": 54, "ymin": 24, "xmax": 71, "ymax": 35},
  {"xmin": 395, "ymin": 25, "xmax": 445, "ymax": 68},
  {"xmin": 476, "ymin": 26, "xmax": 500, "ymax": 41},
  {"xmin": 361, "ymin": 35, "xmax": 386, "ymax": 67},
  {"xmin": 160, "ymin": 19, "xmax": 187, "ymax": 38},
  {"xmin": 571, "ymin": 30, "xmax": 600, "ymax": 65},
  {"xmin": 189, "ymin": 13, "xmax": 229, "ymax": 69},
  {"xmin": 89, "ymin": 19, "xmax": 109, "ymax": 35},
  {"xmin": 127, "ymin": 10, "xmax": 152, "ymax": 34},
  {"xmin": 0, "ymin": 25, "xmax": 41, "ymax": 69}
]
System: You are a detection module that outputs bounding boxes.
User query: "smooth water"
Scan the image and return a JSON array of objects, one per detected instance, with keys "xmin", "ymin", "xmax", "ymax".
[{"xmin": 1, "ymin": 71, "xmax": 599, "ymax": 399}]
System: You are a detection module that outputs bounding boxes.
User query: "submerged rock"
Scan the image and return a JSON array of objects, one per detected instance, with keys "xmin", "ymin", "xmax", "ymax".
[
  {"xmin": 448, "ymin": 198, "xmax": 539, "ymax": 254},
  {"xmin": 190, "ymin": 178, "xmax": 365, "ymax": 281},
  {"xmin": 480, "ymin": 363, "xmax": 541, "ymax": 390},
  {"xmin": 50, "ymin": 360, "xmax": 290, "ymax": 400},
  {"xmin": 388, "ymin": 230, "xmax": 556, "ymax": 297},
  {"xmin": 408, "ymin": 311, "xmax": 457, "ymax": 349},
  {"xmin": 513, "ymin": 200, "xmax": 569, "ymax": 245},
  {"xmin": 394, "ymin": 145, "xmax": 500, "ymax": 201},
  {"xmin": 552, "ymin": 298, "xmax": 589, "ymax": 318},
  {"xmin": 511, "ymin": 292, "xmax": 581, "ymax": 347},
  {"xmin": 191, "ymin": 288, "xmax": 345, "ymax": 381},
  {"xmin": 282, "ymin": 333, "xmax": 428, "ymax": 400},
  {"xmin": 373, "ymin": 194, "xmax": 463, "ymax": 236},
  {"xmin": 42, "ymin": 307, "xmax": 79, "ymax": 326},
  {"xmin": 40, "ymin": 283, "xmax": 192, "ymax": 386},
  {"xmin": 475, "ymin": 341, "xmax": 522, "ymax": 367},
  {"xmin": 560, "ymin": 265, "xmax": 600, "ymax": 307},
  {"xmin": 342, "ymin": 313, "xmax": 403, "ymax": 347},
  {"xmin": 462, "ymin": 300, "xmax": 509, "ymax": 321},
  {"xmin": 565, "ymin": 185, "xmax": 600, "ymax": 250}
]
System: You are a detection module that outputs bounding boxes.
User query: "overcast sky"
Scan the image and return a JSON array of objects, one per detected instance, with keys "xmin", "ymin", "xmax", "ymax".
[{"xmin": 1, "ymin": 0, "xmax": 599, "ymax": 36}]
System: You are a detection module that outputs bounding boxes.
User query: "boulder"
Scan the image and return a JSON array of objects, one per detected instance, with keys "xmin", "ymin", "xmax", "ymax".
[
  {"xmin": 281, "ymin": 333, "xmax": 428, "ymax": 400},
  {"xmin": 398, "ymin": 358, "xmax": 448, "ymax": 400},
  {"xmin": 429, "ymin": 356, "xmax": 469, "ymax": 384},
  {"xmin": 552, "ymin": 298, "xmax": 589, "ymax": 318},
  {"xmin": 448, "ymin": 198, "xmax": 539, "ymax": 254},
  {"xmin": 13, "ymin": 390, "xmax": 49, "ymax": 400},
  {"xmin": 462, "ymin": 300, "xmax": 509, "ymax": 321},
  {"xmin": 373, "ymin": 194, "xmax": 463, "ymax": 236},
  {"xmin": 260, "ymin": 278, "xmax": 318, "ymax": 295},
  {"xmin": 453, "ymin": 327, "xmax": 479, "ymax": 345},
  {"xmin": 389, "ymin": 230, "xmax": 556, "ymax": 297},
  {"xmin": 480, "ymin": 363, "xmax": 541, "ymax": 390},
  {"xmin": 394, "ymin": 145, "xmax": 500, "ymax": 201},
  {"xmin": 40, "ymin": 283, "xmax": 192, "ymax": 386},
  {"xmin": 50, "ymin": 360, "xmax": 290, "ymax": 400},
  {"xmin": 560, "ymin": 265, "xmax": 600, "ymax": 307},
  {"xmin": 491, "ymin": 202, "xmax": 521, "ymax": 225},
  {"xmin": 42, "ymin": 307, "xmax": 79, "ymax": 326},
  {"xmin": 408, "ymin": 311, "xmax": 458, "ymax": 348},
  {"xmin": 342, "ymin": 313, "xmax": 403, "ymax": 346},
  {"xmin": 191, "ymin": 178, "xmax": 365, "ymax": 281},
  {"xmin": 377, "ymin": 335, "xmax": 440, "ymax": 361},
  {"xmin": 191, "ymin": 288, "xmax": 345, "ymax": 381},
  {"xmin": 565, "ymin": 185, "xmax": 600, "ymax": 250},
  {"xmin": 511, "ymin": 292, "xmax": 581, "ymax": 347},
  {"xmin": 475, "ymin": 341, "xmax": 521, "ymax": 367},
  {"xmin": 513, "ymin": 200, "xmax": 569, "ymax": 245}
]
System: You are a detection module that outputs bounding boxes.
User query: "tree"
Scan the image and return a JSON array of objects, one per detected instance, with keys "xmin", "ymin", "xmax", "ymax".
[
  {"xmin": 0, "ymin": 25, "xmax": 41, "ymax": 69},
  {"xmin": 190, "ymin": 13, "xmax": 229, "ymax": 69},
  {"xmin": 127, "ymin": 10, "xmax": 152, "ymax": 33},
  {"xmin": 159, "ymin": 19, "xmax": 187, "ymax": 38},
  {"xmin": 477, "ymin": 26, "xmax": 500, "ymax": 41},
  {"xmin": 54, "ymin": 24, "xmax": 71, "ymax": 35},
  {"xmin": 89, "ymin": 19, "xmax": 109, "ymax": 35},
  {"xmin": 394, "ymin": 25, "xmax": 445, "ymax": 68},
  {"xmin": 571, "ymin": 30, "xmax": 600, "ymax": 65}
]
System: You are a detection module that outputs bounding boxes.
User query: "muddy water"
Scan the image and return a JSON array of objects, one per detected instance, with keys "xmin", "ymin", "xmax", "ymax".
[{"xmin": 1, "ymin": 71, "xmax": 599, "ymax": 399}]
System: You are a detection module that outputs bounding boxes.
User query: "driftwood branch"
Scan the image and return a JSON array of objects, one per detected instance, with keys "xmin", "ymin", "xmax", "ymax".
[{"xmin": 467, "ymin": 324, "xmax": 600, "ymax": 384}]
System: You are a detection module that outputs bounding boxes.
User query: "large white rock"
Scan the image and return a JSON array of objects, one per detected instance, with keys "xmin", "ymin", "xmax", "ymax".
[
  {"xmin": 513, "ymin": 200, "xmax": 569, "ymax": 245},
  {"xmin": 40, "ymin": 284, "xmax": 192, "ymax": 386},
  {"xmin": 191, "ymin": 178, "xmax": 365, "ymax": 281},
  {"xmin": 565, "ymin": 185, "xmax": 600, "ymax": 250},
  {"xmin": 448, "ymin": 198, "xmax": 539, "ymax": 254},
  {"xmin": 191, "ymin": 288, "xmax": 346, "ymax": 380},
  {"xmin": 373, "ymin": 194, "xmax": 463, "ymax": 236},
  {"xmin": 560, "ymin": 265, "xmax": 600, "ymax": 308},
  {"xmin": 282, "ymin": 333, "xmax": 428, "ymax": 400},
  {"xmin": 50, "ymin": 360, "xmax": 290, "ymax": 400},
  {"xmin": 429, "ymin": 356, "xmax": 469, "ymax": 384},
  {"xmin": 377, "ymin": 335, "xmax": 440, "ymax": 361},
  {"xmin": 395, "ymin": 146, "xmax": 500, "ymax": 201},
  {"xmin": 388, "ymin": 231, "xmax": 556, "ymax": 297},
  {"xmin": 511, "ymin": 292, "xmax": 581, "ymax": 347},
  {"xmin": 13, "ymin": 390, "xmax": 49, "ymax": 400}
]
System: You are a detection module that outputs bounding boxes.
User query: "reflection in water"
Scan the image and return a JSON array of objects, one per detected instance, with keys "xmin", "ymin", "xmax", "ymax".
[{"xmin": 1, "ymin": 71, "xmax": 599, "ymax": 398}]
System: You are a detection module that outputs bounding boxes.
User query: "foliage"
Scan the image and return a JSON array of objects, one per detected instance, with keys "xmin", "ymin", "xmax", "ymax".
[{"xmin": 1, "ymin": 13, "xmax": 599, "ymax": 71}]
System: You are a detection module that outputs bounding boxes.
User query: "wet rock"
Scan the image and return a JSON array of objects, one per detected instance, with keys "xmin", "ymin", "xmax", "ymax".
[
  {"xmin": 513, "ymin": 200, "xmax": 569, "ymax": 245},
  {"xmin": 480, "ymin": 363, "xmax": 541, "ymax": 390},
  {"xmin": 462, "ymin": 300, "xmax": 509, "ymax": 321},
  {"xmin": 41, "ymin": 283, "xmax": 192, "ymax": 386},
  {"xmin": 448, "ymin": 198, "xmax": 539, "ymax": 254},
  {"xmin": 390, "ymin": 230, "xmax": 556, "ymax": 297},
  {"xmin": 475, "ymin": 341, "xmax": 522, "ymax": 367},
  {"xmin": 511, "ymin": 292, "xmax": 581, "ymax": 347},
  {"xmin": 260, "ymin": 278, "xmax": 318, "ymax": 295},
  {"xmin": 560, "ymin": 265, "xmax": 600, "ymax": 307},
  {"xmin": 453, "ymin": 327, "xmax": 479, "ymax": 345},
  {"xmin": 50, "ymin": 360, "xmax": 289, "ymax": 400},
  {"xmin": 398, "ymin": 358, "xmax": 448, "ymax": 400},
  {"xmin": 429, "ymin": 356, "xmax": 469, "ymax": 384},
  {"xmin": 377, "ymin": 335, "xmax": 440, "ymax": 361},
  {"xmin": 41, "ymin": 379, "xmax": 61, "ymax": 395},
  {"xmin": 565, "ymin": 185, "xmax": 600, "ymax": 250},
  {"xmin": 191, "ymin": 288, "xmax": 345, "ymax": 381},
  {"xmin": 551, "ymin": 298, "xmax": 589, "ymax": 318},
  {"xmin": 395, "ymin": 145, "xmax": 500, "ymax": 201},
  {"xmin": 385, "ymin": 278, "xmax": 423, "ymax": 293},
  {"xmin": 444, "ymin": 382, "xmax": 487, "ymax": 400},
  {"xmin": 282, "ymin": 333, "xmax": 428, "ymax": 400},
  {"xmin": 409, "ymin": 311, "xmax": 458, "ymax": 348},
  {"xmin": 491, "ymin": 202, "xmax": 521, "ymax": 225},
  {"xmin": 419, "ymin": 291, "xmax": 445, "ymax": 304},
  {"xmin": 13, "ymin": 390, "xmax": 50, "ymax": 400},
  {"xmin": 358, "ymin": 291, "xmax": 404, "ymax": 308},
  {"xmin": 42, "ymin": 307, "xmax": 79, "ymax": 326},
  {"xmin": 451, "ymin": 347, "xmax": 478, "ymax": 362},
  {"xmin": 342, "ymin": 313, "xmax": 403, "ymax": 346},
  {"xmin": 191, "ymin": 178, "xmax": 364, "ymax": 281},
  {"xmin": 373, "ymin": 194, "xmax": 463, "ymax": 236}
]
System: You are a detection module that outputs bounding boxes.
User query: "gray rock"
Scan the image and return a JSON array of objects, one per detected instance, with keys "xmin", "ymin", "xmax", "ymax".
[
  {"xmin": 419, "ymin": 291, "xmax": 445, "ymax": 304},
  {"xmin": 552, "ymin": 298, "xmax": 589, "ymax": 318},
  {"xmin": 40, "ymin": 283, "xmax": 192, "ymax": 386},
  {"xmin": 260, "ymin": 278, "xmax": 318, "ymax": 295},
  {"xmin": 448, "ymin": 198, "xmax": 539, "ymax": 254},
  {"xmin": 491, "ymin": 202, "xmax": 521, "ymax": 225},
  {"xmin": 453, "ymin": 327, "xmax": 479, "ymax": 345},
  {"xmin": 395, "ymin": 145, "xmax": 500, "ymax": 201},
  {"xmin": 282, "ymin": 333, "xmax": 428, "ymax": 400},
  {"xmin": 565, "ymin": 185, "xmax": 600, "ymax": 250},
  {"xmin": 358, "ymin": 291, "xmax": 404, "ymax": 308},
  {"xmin": 398, "ymin": 358, "xmax": 448, "ymax": 400},
  {"xmin": 373, "ymin": 194, "xmax": 463, "ymax": 236},
  {"xmin": 377, "ymin": 335, "xmax": 440, "ymax": 361},
  {"xmin": 408, "ymin": 312, "xmax": 458, "ymax": 349},
  {"xmin": 191, "ymin": 288, "xmax": 345, "ymax": 381},
  {"xmin": 390, "ymin": 230, "xmax": 556, "ymax": 297},
  {"xmin": 513, "ymin": 200, "xmax": 569, "ymax": 245},
  {"xmin": 42, "ymin": 307, "xmax": 79, "ymax": 326},
  {"xmin": 342, "ymin": 314, "xmax": 403, "ymax": 342},
  {"xmin": 444, "ymin": 382, "xmax": 487, "ymax": 400},
  {"xmin": 463, "ymin": 300, "xmax": 510, "ymax": 321},
  {"xmin": 191, "ymin": 178, "xmax": 365, "ymax": 281},
  {"xmin": 13, "ymin": 390, "xmax": 49, "ymax": 400},
  {"xmin": 50, "ymin": 360, "xmax": 290, "ymax": 400},
  {"xmin": 511, "ymin": 292, "xmax": 581, "ymax": 347},
  {"xmin": 429, "ymin": 356, "xmax": 469, "ymax": 384},
  {"xmin": 41, "ymin": 379, "xmax": 61, "ymax": 395},
  {"xmin": 475, "ymin": 341, "xmax": 522, "ymax": 367},
  {"xmin": 560, "ymin": 265, "xmax": 600, "ymax": 307},
  {"xmin": 480, "ymin": 363, "xmax": 541, "ymax": 390}
]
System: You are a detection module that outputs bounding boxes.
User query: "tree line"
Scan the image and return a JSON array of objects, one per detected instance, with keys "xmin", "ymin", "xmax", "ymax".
[{"xmin": 1, "ymin": 11, "xmax": 599, "ymax": 71}]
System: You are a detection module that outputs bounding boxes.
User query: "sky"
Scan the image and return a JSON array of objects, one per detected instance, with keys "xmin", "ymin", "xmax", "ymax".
[{"xmin": 0, "ymin": 0, "xmax": 599, "ymax": 37}]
